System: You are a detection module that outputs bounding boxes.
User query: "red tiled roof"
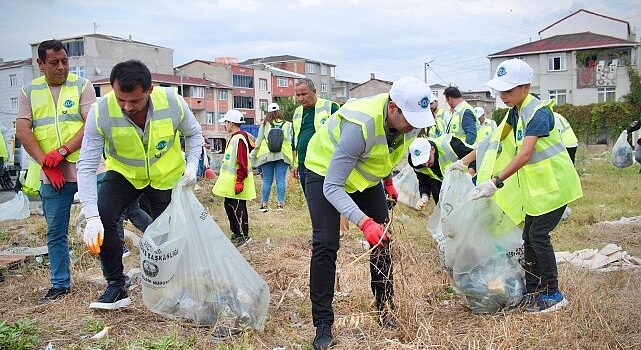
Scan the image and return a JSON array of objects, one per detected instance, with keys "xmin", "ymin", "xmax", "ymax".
[
  {"xmin": 93, "ymin": 73, "xmax": 232, "ymax": 89},
  {"xmin": 488, "ymin": 32, "xmax": 638, "ymax": 58},
  {"xmin": 538, "ymin": 9, "xmax": 630, "ymax": 36}
]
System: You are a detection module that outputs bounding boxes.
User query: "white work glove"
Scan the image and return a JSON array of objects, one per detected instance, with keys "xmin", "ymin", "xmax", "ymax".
[
  {"xmin": 249, "ymin": 149, "xmax": 256, "ymax": 158},
  {"xmin": 84, "ymin": 216, "xmax": 104, "ymax": 256},
  {"xmin": 180, "ymin": 163, "xmax": 198, "ymax": 187},
  {"xmin": 470, "ymin": 180, "xmax": 498, "ymax": 200},
  {"xmin": 415, "ymin": 194, "xmax": 429, "ymax": 210},
  {"xmin": 447, "ymin": 159, "xmax": 467, "ymax": 172}
]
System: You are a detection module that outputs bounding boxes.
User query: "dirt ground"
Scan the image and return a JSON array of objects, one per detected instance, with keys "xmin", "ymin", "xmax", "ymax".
[{"xmin": 0, "ymin": 146, "xmax": 640, "ymax": 349}]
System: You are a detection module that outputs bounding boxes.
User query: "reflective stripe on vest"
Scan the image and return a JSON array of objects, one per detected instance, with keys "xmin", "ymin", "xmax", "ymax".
[
  {"xmin": 428, "ymin": 109, "xmax": 447, "ymax": 138},
  {"xmin": 212, "ymin": 133, "xmax": 256, "ymax": 200},
  {"xmin": 292, "ymin": 98, "xmax": 333, "ymax": 148},
  {"xmin": 25, "ymin": 74, "xmax": 86, "ymax": 162},
  {"xmin": 95, "ymin": 87, "xmax": 185, "ymax": 190},
  {"xmin": 554, "ymin": 113, "xmax": 578, "ymax": 147},
  {"xmin": 446, "ymin": 100, "xmax": 479, "ymax": 145},
  {"xmin": 418, "ymin": 134, "xmax": 458, "ymax": 181}
]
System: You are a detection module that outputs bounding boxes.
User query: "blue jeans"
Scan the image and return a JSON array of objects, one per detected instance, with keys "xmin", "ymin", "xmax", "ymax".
[
  {"xmin": 261, "ymin": 159, "xmax": 288, "ymax": 203},
  {"xmin": 40, "ymin": 182, "xmax": 77, "ymax": 289}
]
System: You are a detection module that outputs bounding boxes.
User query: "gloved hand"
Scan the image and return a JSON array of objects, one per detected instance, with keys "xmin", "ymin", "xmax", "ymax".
[
  {"xmin": 359, "ymin": 217, "xmax": 387, "ymax": 247},
  {"xmin": 415, "ymin": 194, "xmax": 429, "ymax": 210},
  {"xmin": 43, "ymin": 145, "xmax": 70, "ymax": 168},
  {"xmin": 470, "ymin": 180, "xmax": 498, "ymax": 200},
  {"xmin": 180, "ymin": 163, "xmax": 198, "ymax": 187},
  {"xmin": 83, "ymin": 216, "xmax": 104, "ymax": 256},
  {"xmin": 383, "ymin": 178, "xmax": 398, "ymax": 201},
  {"xmin": 249, "ymin": 149, "xmax": 256, "ymax": 158},
  {"xmin": 234, "ymin": 181, "xmax": 244, "ymax": 194},
  {"xmin": 42, "ymin": 165, "xmax": 65, "ymax": 190},
  {"xmin": 447, "ymin": 159, "xmax": 467, "ymax": 172}
]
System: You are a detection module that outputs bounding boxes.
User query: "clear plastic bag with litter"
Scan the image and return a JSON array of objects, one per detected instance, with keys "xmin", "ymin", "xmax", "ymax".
[
  {"xmin": 0, "ymin": 191, "xmax": 30, "ymax": 222},
  {"xmin": 611, "ymin": 130, "xmax": 633, "ymax": 168},
  {"xmin": 392, "ymin": 164, "xmax": 421, "ymax": 209}
]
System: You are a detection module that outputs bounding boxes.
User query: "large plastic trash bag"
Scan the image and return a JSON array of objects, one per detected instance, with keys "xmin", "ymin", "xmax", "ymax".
[
  {"xmin": 611, "ymin": 130, "xmax": 633, "ymax": 168},
  {"xmin": 393, "ymin": 164, "xmax": 421, "ymax": 209},
  {"xmin": 0, "ymin": 191, "xmax": 30, "ymax": 222},
  {"xmin": 139, "ymin": 185, "xmax": 270, "ymax": 330}
]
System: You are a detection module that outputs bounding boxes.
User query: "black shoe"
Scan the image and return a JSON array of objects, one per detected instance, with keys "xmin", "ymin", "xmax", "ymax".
[
  {"xmin": 375, "ymin": 300, "xmax": 399, "ymax": 329},
  {"xmin": 313, "ymin": 324, "xmax": 334, "ymax": 350},
  {"xmin": 89, "ymin": 282, "xmax": 131, "ymax": 310},
  {"xmin": 37, "ymin": 287, "xmax": 70, "ymax": 305},
  {"xmin": 234, "ymin": 236, "xmax": 252, "ymax": 248}
]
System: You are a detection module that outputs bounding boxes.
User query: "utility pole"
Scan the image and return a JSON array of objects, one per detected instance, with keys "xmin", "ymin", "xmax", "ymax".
[{"xmin": 424, "ymin": 60, "xmax": 434, "ymax": 84}]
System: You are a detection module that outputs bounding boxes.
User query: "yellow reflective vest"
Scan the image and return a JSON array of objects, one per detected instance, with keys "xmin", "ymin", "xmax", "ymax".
[
  {"xmin": 554, "ymin": 112, "xmax": 578, "ymax": 148},
  {"xmin": 305, "ymin": 93, "xmax": 419, "ymax": 193},
  {"xmin": 477, "ymin": 119, "xmax": 497, "ymax": 144},
  {"xmin": 22, "ymin": 161, "xmax": 42, "ymax": 196},
  {"xmin": 417, "ymin": 134, "xmax": 459, "ymax": 181},
  {"xmin": 254, "ymin": 119, "xmax": 294, "ymax": 165},
  {"xmin": 427, "ymin": 109, "xmax": 447, "ymax": 138},
  {"xmin": 446, "ymin": 100, "xmax": 479, "ymax": 145},
  {"xmin": 212, "ymin": 133, "xmax": 256, "ymax": 200},
  {"xmin": 0, "ymin": 132, "xmax": 7, "ymax": 161},
  {"xmin": 292, "ymin": 98, "xmax": 335, "ymax": 148},
  {"xmin": 24, "ymin": 74, "xmax": 87, "ymax": 161},
  {"xmin": 95, "ymin": 87, "xmax": 185, "ymax": 190},
  {"xmin": 477, "ymin": 94, "xmax": 583, "ymax": 224}
]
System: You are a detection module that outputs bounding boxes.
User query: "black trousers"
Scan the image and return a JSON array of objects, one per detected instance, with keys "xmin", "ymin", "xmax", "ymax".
[
  {"xmin": 522, "ymin": 205, "xmax": 566, "ymax": 294},
  {"xmin": 98, "ymin": 171, "xmax": 172, "ymax": 286},
  {"xmin": 305, "ymin": 170, "xmax": 393, "ymax": 327},
  {"xmin": 224, "ymin": 198, "xmax": 249, "ymax": 239},
  {"xmin": 567, "ymin": 147, "xmax": 577, "ymax": 165}
]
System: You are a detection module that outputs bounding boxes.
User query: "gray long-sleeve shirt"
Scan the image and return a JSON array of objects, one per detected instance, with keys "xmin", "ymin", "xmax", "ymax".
[{"xmin": 77, "ymin": 95, "xmax": 202, "ymax": 218}]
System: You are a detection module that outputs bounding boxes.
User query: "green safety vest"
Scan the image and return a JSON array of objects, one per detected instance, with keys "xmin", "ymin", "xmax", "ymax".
[
  {"xmin": 212, "ymin": 133, "xmax": 256, "ymax": 200},
  {"xmin": 554, "ymin": 112, "xmax": 578, "ymax": 148},
  {"xmin": 477, "ymin": 94, "xmax": 583, "ymax": 224},
  {"xmin": 24, "ymin": 74, "xmax": 87, "ymax": 162},
  {"xmin": 477, "ymin": 119, "xmax": 497, "ymax": 144},
  {"xmin": 292, "ymin": 98, "xmax": 335, "ymax": 148},
  {"xmin": 95, "ymin": 87, "xmax": 185, "ymax": 190},
  {"xmin": 255, "ymin": 119, "xmax": 294, "ymax": 165},
  {"xmin": 305, "ymin": 93, "xmax": 418, "ymax": 193},
  {"xmin": 417, "ymin": 134, "xmax": 459, "ymax": 181},
  {"xmin": 446, "ymin": 100, "xmax": 479, "ymax": 145},
  {"xmin": 427, "ymin": 109, "xmax": 447, "ymax": 138},
  {"xmin": 0, "ymin": 132, "xmax": 7, "ymax": 161}
]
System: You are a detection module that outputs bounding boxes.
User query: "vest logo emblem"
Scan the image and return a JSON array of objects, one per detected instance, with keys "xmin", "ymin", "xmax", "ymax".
[
  {"xmin": 63, "ymin": 99, "xmax": 74, "ymax": 108},
  {"xmin": 497, "ymin": 67, "xmax": 507, "ymax": 77},
  {"xmin": 225, "ymin": 154, "xmax": 231, "ymax": 160},
  {"xmin": 517, "ymin": 130, "xmax": 523, "ymax": 140},
  {"xmin": 418, "ymin": 97, "xmax": 430, "ymax": 109},
  {"xmin": 320, "ymin": 118, "xmax": 327, "ymax": 124},
  {"xmin": 156, "ymin": 141, "xmax": 167, "ymax": 150}
]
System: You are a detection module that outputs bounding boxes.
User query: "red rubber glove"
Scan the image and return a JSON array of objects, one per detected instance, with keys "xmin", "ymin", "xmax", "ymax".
[
  {"xmin": 43, "ymin": 145, "xmax": 70, "ymax": 168},
  {"xmin": 42, "ymin": 165, "xmax": 65, "ymax": 190},
  {"xmin": 383, "ymin": 178, "xmax": 398, "ymax": 201},
  {"xmin": 359, "ymin": 217, "xmax": 387, "ymax": 247},
  {"xmin": 234, "ymin": 181, "xmax": 244, "ymax": 194}
]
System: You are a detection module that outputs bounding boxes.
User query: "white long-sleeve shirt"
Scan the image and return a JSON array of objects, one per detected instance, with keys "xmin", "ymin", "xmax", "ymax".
[{"xmin": 77, "ymin": 95, "xmax": 202, "ymax": 218}]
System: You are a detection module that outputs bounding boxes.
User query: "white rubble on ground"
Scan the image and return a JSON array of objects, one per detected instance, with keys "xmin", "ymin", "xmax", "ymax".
[
  {"xmin": 599, "ymin": 216, "xmax": 641, "ymax": 225},
  {"xmin": 556, "ymin": 244, "xmax": 641, "ymax": 271}
]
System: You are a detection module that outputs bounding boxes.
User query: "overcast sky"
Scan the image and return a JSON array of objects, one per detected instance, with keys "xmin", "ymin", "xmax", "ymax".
[{"xmin": 1, "ymin": 0, "xmax": 639, "ymax": 91}]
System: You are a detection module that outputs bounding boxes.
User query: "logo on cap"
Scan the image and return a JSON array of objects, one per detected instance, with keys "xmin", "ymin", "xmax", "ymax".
[
  {"xmin": 497, "ymin": 67, "xmax": 507, "ymax": 77},
  {"xmin": 414, "ymin": 150, "xmax": 421, "ymax": 156},
  {"xmin": 64, "ymin": 99, "xmax": 74, "ymax": 108},
  {"xmin": 418, "ymin": 97, "xmax": 430, "ymax": 109}
]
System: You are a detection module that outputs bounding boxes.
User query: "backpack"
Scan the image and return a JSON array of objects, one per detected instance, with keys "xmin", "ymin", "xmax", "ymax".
[{"xmin": 267, "ymin": 122, "xmax": 284, "ymax": 153}]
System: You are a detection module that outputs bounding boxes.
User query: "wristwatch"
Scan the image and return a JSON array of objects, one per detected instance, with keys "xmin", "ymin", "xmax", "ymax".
[
  {"xmin": 58, "ymin": 146, "xmax": 69, "ymax": 157},
  {"xmin": 493, "ymin": 175, "xmax": 504, "ymax": 189}
]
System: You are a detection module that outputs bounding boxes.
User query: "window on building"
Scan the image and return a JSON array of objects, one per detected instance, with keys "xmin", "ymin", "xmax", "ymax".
[
  {"xmin": 277, "ymin": 77, "xmax": 288, "ymax": 87},
  {"xmin": 206, "ymin": 112, "xmax": 215, "ymax": 124},
  {"xmin": 306, "ymin": 63, "xmax": 316, "ymax": 74},
  {"xmin": 9, "ymin": 74, "xmax": 17, "ymax": 87},
  {"xmin": 233, "ymin": 75, "xmax": 253, "ymax": 88},
  {"xmin": 259, "ymin": 99, "xmax": 268, "ymax": 111},
  {"xmin": 218, "ymin": 89, "xmax": 228, "ymax": 100},
  {"xmin": 330, "ymin": 67, "xmax": 335, "ymax": 78},
  {"xmin": 190, "ymin": 86, "xmax": 204, "ymax": 98},
  {"xmin": 549, "ymin": 89, "xmax": 567, "ymax": 105},
  {"xmin": 548, "ymin": 53, "xmax": 566, "ymax": 71},
  {"xmin": 63, "ymin": 40, "xmax": 84, "ymax": 57},
  {"xmin": 233, "ymin": 96, "xmax": 254, "ymax": 109},
  {"xmin": 320, "ymin": 84, "xmax": 327, "ymax": 93},
  {"xmin": 597, "ymin": 87, "xmax": 616, "ymax": 103},
  {"xmin": 321, "ymin": 65, "xmax": 327, "ymax": 76},
  {"xmin": 69, "ymin": 66, "xmax": 85, "ymax": 77},
  {"xmin": 10, "ymin": 97, "xmax": 18, "ymax": 110},
  {"xmin": 259, "ymin": 78, "xmax": 268, "ymax": 91}
]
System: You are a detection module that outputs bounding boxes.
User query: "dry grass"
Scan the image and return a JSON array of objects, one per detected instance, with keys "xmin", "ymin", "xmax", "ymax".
[{"xmin": 0, "ymin": 145, "xmax": 640, "ymax": 349}]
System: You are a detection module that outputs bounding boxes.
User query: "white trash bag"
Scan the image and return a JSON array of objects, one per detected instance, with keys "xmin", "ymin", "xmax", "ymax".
[
  {"xmin": 140, "ymin": 185, "xmax": 270, "ymax": 330},
  {"xmin": 611, "ymin": 130, "xmax": 633, "ymax": 168},
  {"xmin": 0, "ymin": 191, "xmax": 30, "ymax": 222},
  {"xmin": 392, "ymin": 164, "xmax": 421, "ymax": 209}
]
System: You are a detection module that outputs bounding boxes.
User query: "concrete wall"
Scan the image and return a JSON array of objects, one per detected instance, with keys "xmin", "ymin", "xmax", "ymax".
[
  {"xmin": 350, "ymin": 80, "xmax": 392, "ymax": 98},
  {"xmin": 0, "ymin": 65, "xmax": 33, "ymax": 130},
  {"xmin": 540, "ymin": 11, "xmax": 630, "ymax": 40}
]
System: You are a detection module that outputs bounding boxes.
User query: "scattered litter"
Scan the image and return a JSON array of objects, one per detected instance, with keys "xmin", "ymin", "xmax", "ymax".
[
  {"xmin": 273, "ymin": 348, "xmax": 287, "ymax": 350},
  {"xmin": 560, "ymin": 207, "xmax": 572, "ymax": 221},
  {"xmin": 599, "ymin": 216, "xmax": 641, "ymax": 226},
  {"xmin": 611, "ymin": 131, "xmax": 633, "ymax": 168},
  {"xmin": 126, "ymin": 268, "xmax": 141, "ymax": 286},
  {"xmin": 124, "ymin": 229, "xmax": 140, "ymax": 248},
  {"xmin": 334, "ymin": 291, "xmax": 349, "ymax": 297},
  {"xmin": 90, "ymin": 326, "xmax": 112, "ymax": 340},
  {"xmin": 556, "ymin": 244, "xmax": 641, "ymax": 271},
  {"xmin": 44, "ymin": 342, "xmax": 53, "ymax": 350}
]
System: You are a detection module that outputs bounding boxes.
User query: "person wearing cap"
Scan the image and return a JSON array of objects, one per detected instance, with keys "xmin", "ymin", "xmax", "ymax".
[
  {"xmin": 474, "ymin": 106, "xmax": 497, "ymax": 143},
  {"xmin": 292, "ymin": 78, "xmax": 340, "ymax": 195},
  {"xmin": 303, "ymin": 77, "xmax": 435, "ymax": 348},
  {"xmin": 77, "ymin": 60, "xmax": 202, "ymax": 310},
  {"xmin": 427, "ymin": 96, "xmax": 448, "ymax": 138},
  {"xmin": 213, "ymin": 109, "xmax": 256, "ymax": 247},
  {"xmin": 250, "ymin": 102, "xmax": 293, "ymax": 211},
  {"xmin": 454, "ymin": 58, "xmax": 582, "ymax": 313},
  {"xmin": 444, "ymin": 86, "xmax": 479, "ymax": 146},
  {"xmin": 409, "ymin": 135, "xmax": 476, "ymax": 210},
  {"xmin": 553, "ymin": 112, "xmax": 578, "ymax": 164}
]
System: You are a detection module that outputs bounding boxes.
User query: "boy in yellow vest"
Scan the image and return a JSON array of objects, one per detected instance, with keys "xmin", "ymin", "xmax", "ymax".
[{"xmin": 454, "ymin": 58, "xmax": 582, "ymax": 313}]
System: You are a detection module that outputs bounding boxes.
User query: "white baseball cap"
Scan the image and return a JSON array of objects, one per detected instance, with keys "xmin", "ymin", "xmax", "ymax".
[
  {"xmin": 409, "ymin": 138, "xmax": 432, "ymax": 166},
  {"xmin": 218, "ymin": 109, "xmax": 245, "ymax": 124},
  {"xmin": 267, "ymin": 102, "xmax": 280, "ymax": 112},
  {"xmin": 389, "ymin": 77, "xmax": 435, "ymax": 129},
  {"xmin": 486, "ymin": 58, "xmax": 533, "ymax": 92},
  {"xmin": 473, "ymin": 106, "xmax": 485, "ymax": 119}
]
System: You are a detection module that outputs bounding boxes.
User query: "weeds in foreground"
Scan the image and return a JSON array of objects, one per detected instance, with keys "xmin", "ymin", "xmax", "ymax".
[{"xmin": 0, "ymin": 318, "xmax": 38, "ymax": 350}]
